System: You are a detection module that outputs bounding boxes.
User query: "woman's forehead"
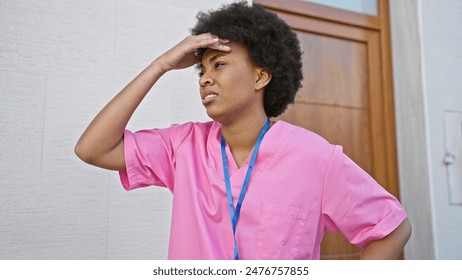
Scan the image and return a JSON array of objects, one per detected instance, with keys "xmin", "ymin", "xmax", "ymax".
[{"xmin": 201, "ymin": 42, "xmax": 249, "ymax": 63}]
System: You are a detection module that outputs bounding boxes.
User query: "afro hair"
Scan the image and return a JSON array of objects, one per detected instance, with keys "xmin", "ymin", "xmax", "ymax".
[{"xmin": 191, "ymin": 1, "xmax": 303, "ymax": 118}]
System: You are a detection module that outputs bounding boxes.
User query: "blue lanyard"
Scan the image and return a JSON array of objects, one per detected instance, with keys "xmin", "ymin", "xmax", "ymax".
[{"xmin": 220, "ymin": 119, "xmax": 271, "ymax": 260}]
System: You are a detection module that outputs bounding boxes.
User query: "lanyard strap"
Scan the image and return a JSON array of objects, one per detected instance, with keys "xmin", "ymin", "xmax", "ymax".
[{"xmin": 220, "ymin": 119, "xmax": 271, "ymax": 260}]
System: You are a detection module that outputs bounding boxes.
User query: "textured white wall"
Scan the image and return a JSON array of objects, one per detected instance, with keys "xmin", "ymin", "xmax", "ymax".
[
  {"xmin": 390, "ymin": 0, "xmax": 462, "ymax": 259},
  {"xmin": 0, "ymin": 0, "xmax": 239, "ymax": 259},
  {"xmin": 420, "ymin": 0, "xmax": 462, "ymax": 259},
  {"xmin": 389, "ymin": 0, "xmax": 435, "ymax": 259}
]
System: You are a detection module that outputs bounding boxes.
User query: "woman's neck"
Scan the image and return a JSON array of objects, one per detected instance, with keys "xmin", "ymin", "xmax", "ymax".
[{"xmin": 220, "ymin": 115, "xmax": 268, "ymax": 167}]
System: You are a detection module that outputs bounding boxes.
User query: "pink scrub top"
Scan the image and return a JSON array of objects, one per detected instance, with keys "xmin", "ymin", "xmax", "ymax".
[{"xmin": 119, "ymin": 121, "xmax": 407, "ymax": 259}]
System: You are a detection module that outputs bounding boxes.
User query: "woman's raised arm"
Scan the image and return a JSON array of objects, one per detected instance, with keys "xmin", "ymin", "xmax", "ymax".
[{"xmin": 74, "ymin": 34, "xmax": 230, "ymax": 171}]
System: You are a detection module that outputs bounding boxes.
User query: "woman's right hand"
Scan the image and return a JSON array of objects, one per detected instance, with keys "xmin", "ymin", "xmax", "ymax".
[{"xmin": 154, "ymin": 33, "xmax": 231, "ymax": 73}]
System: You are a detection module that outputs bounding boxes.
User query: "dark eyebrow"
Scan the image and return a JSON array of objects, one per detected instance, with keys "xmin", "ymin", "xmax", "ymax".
[
  {"xmin": 196, "ymin": 53, "xmax": 227, "ymax": 70},
  {"xmin": 200, "ymin": 53, "xmax": 226, "ymax": 67},
  {"xmin": 208, "ymin": 53, "xmax": 226, "ymax": 63}
]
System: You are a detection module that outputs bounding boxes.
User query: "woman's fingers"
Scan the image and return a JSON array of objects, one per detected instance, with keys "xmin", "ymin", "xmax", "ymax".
[
  {"xmin": 219, "ymin": 38, "xmax": 231, "ymax": 44},
  {"xmin": 156, "ymin": 34, "xmax": 231, "ymax": 72},
  {"xmin": 191, "ymin": 33, "xmax": 231, "ymax": 53}
]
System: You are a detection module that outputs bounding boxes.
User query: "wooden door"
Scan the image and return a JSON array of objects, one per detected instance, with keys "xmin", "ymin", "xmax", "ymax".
[{"xmin": 255, "ymin": 0, "xmax": 399, "ymax": 259}]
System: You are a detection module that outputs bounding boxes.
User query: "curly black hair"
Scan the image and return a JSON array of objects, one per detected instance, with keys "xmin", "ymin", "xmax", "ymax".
[{"xmin": 191, "ymin": 1, "xmax": 303, "ymax": 118}]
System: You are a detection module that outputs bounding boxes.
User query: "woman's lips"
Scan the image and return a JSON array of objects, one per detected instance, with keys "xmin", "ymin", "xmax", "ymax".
[{"xmin": 201, "ymin": 91, "xmax": 218, "ymax": 105}]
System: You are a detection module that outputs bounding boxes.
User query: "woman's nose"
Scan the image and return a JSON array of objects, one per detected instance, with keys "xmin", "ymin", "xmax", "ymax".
[{"xmin": 199, "ymin": 73, "xmax": 214, "ymax": 87}]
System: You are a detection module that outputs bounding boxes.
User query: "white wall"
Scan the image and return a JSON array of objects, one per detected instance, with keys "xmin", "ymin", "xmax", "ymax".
[
  {"xmin": 0, "ymin": 0, "xmax": 237, "ymax": 259},
  {"xmin": 389, "ymin": 0, "xmax": 435, "ymax": 259},
  {"xmin": 390, "ymin": 0, "xmax": 462, "ymax": 259},
  {"xmin": 420, "ymin": 0, "xmax": 462, "ymax": 259}
]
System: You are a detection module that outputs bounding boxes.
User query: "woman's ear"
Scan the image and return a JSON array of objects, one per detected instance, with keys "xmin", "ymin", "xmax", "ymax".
[{"xmin": 255, "ymin": 68, "xmax": 272, "ymax": 91}]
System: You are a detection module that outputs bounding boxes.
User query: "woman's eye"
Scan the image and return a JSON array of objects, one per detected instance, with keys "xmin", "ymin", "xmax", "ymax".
[
  {"xmin": 198, "ymin": 71, "xmax": 204, "ymax": 77},
  {"xmin": 215, "ymin": 62, "xmax": 225, "ymax": 69}
]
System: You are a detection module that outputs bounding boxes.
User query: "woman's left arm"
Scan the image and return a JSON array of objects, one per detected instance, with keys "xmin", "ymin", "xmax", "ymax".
[{"xmin": 360, "ymin": 218, "xmax": 412, "ymax": 260}]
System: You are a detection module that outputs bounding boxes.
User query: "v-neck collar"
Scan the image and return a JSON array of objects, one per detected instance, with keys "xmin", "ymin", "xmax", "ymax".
[{"xmin": 210, "ymin": 120, "xmax": 282, "ymax": 182}]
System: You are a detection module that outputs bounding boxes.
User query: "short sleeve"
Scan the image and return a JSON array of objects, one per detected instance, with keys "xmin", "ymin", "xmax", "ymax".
[
  {"xmin": 119, "ymin": 123, "xmax": 193, "ymax": 192},
  {"xmin": 321, "ymin": 146, "xmax": 407, "ymax": 248}
]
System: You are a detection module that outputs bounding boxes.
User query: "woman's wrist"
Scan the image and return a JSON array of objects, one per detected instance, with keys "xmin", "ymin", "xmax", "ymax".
[{"xmin": 150, "ymin": 58, "xmax": 172, "ymax": 76}]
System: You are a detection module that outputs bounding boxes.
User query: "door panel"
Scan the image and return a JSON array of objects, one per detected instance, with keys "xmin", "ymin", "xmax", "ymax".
[{"xmin": 298, "ymin": 31, "xmax": 369, "ymax": 109}]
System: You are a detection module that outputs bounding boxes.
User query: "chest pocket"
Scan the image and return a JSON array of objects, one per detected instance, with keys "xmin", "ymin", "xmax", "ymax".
[{"xmin": 256, "ymin": 202, "xmax": 308, "ymax": 259}]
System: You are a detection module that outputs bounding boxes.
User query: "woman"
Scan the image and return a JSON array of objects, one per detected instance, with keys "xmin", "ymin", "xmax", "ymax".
[{"xmin": 75, "ymin": 1, "xmax": 411, "ymax": 260}]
